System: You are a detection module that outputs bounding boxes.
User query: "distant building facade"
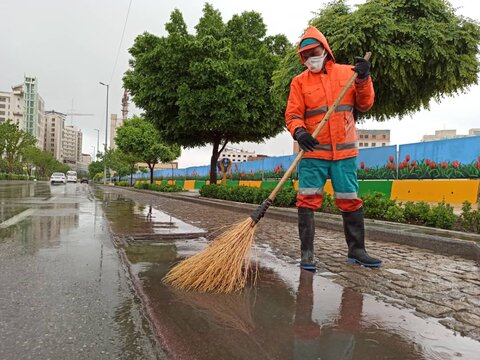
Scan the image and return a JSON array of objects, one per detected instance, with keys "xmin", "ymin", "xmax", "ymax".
[
  {"xmin": 110, "ymin": 90, "xmax": 129, "ymax": 150},
  {"xmin": 357, "ymin": 129, "xmax": 390, "ymax": 148},
  {"xmin": 219, "ymin": 147, "xmax": 256, "ymax": 162},
  {"xmin": 0, "ymin": 76, "xmax": 45, "ymax": 149},
  {"xmin": 44, "ymin": 111, "xmax": 66, "ymax": 161},
  {"xmin": 422, "ymin": 129, "xmax": 480, "ymax": 142},
  {"xmin": 63, "ymin": 126, "xmax": 82, "ymax": 164},
  {"xmin": 293, "ymin": 129, "xmax": 391, "ymax": 153}
]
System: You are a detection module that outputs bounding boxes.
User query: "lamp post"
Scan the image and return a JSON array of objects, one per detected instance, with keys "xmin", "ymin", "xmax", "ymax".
[
  {"xmin": 94, "ymin": 128, "xmax": 100, "ymax": 160},
  {"xmin": 99, "ymin": 82, "xmax": 109, "ymax": 185},
  {"xmin": 91, "ymin": 146, "xmax": 96, "ymax": 160}
]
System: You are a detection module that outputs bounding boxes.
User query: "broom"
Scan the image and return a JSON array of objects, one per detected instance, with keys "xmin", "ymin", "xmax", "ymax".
[{"xmin": 163, "ymin": 52, "xmax": 372, "ymax": 293}]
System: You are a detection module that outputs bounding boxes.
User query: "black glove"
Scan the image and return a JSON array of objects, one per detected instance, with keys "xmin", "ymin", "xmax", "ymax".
[
  {"xmin": 294, "ymin": 127, "xmax": 319, "ymax": 152},
  {"xmin": 352, "ymin": 57, "xmax": 370, "ymax": 79}
]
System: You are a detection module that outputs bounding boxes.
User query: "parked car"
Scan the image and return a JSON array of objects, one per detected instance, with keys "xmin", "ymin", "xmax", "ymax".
[
  {"xmin": 80, "ymin": 178, "xmax": 89, "ymax": 184},
  {"xmin": 50, "ymin": 172, "xmax": 66, "ymax": 185},
  {"xmin": 66, "ymin": 170, "xmax": 78, "ymax": 183}
]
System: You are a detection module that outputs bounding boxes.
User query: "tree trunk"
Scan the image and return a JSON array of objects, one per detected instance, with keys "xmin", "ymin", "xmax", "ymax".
[
  {"xmin": 148, "ymin": 163, "xmax": 154, "ymax": 184},
  {"xmin": 209, "ymin": 140, "xmax": 220, "ymax": 184}
]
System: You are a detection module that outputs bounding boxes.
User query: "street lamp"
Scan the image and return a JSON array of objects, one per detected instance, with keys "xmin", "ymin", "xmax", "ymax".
[
  {"xmin": 99, "ymin": 82, "xmax": 109, "ymax": 185},
  {"xmin": 94, "ymin": 128, "xmax": 100, "ymax": 160}
]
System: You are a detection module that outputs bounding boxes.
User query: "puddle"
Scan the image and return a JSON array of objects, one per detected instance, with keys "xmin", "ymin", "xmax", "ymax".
[
  {"xmin": 121, "ymin": 240, "xmax": 480, "ymax": 360},
  {"xmin": 101, "ymin": 193, "xmax": 206, "ymax": 240}
]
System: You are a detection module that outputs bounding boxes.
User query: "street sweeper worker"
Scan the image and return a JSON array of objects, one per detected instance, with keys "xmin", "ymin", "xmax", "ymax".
[{"xmin": 285, "ymin": 25, "xmax": 383, "ymax": 271}]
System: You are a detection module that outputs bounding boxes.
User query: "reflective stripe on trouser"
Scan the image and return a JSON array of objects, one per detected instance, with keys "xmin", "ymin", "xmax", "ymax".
[{"xmin": 296, "ymin": 157, "xmax": 363, "ymax": 212}]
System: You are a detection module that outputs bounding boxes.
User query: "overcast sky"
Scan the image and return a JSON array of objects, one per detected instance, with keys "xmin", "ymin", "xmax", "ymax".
[{"xmin": 1, "ymin": 0, "xmax": 479, "ymax": 168}]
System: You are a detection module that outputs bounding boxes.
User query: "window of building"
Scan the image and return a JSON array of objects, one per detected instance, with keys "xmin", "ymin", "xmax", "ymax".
[
  {"xmin": 371, "ymin": 143, "xmax": 376, "ymax": 147},
  {"xmin": 364, "ymin": 143, "xmax": 368, "ymax": 147},
  {"xmin": 359, "ymin": 142, "xmax": 363, "ymax": 147},
  {"xmin": 382, "ymin": 143, "xmax": 386, "ymax": 146},
  {"xmin": 359, "ymin": 134, "xmax": 364, "ymax": 139},
  {"xmin": 372, "ymin": 134, "xmax": 376, "ymax": 139},
  {"xmin": 364, "ymin": 134, "xmax": 368, "ymax": 139},
  {"xmin": 0, "ymin": 104, "xmax": 5, "ymax": 108},
  {"xmin": 383, "ymin": 134, "xmax": 387, "ymax": 139}
]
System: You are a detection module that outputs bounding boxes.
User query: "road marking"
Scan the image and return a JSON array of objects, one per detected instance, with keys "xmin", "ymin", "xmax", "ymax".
[{"xmin": 0, "ymin": 208, "xmax": 36, "ymax": 228}]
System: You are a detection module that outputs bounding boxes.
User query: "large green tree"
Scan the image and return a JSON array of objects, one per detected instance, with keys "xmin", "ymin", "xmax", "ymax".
[
  {"xmin": 124, "ymin": 4, "xmax": 290, "ymax": 183},
  {"xmin": 104, "ymin": 148, "xmax": 139, "ymax": 185},
  {"xmin": 0, "ymin": 120, "xmax": 37, "ymax": 174},
  {"xmin": 115, "ymin": 116, "xmax": 181, "ymax": 183},
  {"xmin": 272, "ymin": 0, "xmax": 480, "ymax": 120},
  {"xmin": 23, "ymin": 146, "xmax": 69, "ymax": 178}
]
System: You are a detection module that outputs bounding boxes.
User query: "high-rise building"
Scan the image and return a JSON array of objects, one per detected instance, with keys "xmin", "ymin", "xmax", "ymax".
[
  {"xmin": 0, "ymin": 76, "xmax": 45, "ymax": 149},
  {"xmin": 63, "ymin": 126, "xmax": 82, "ymax": 165},
  {"xmin": 110, "ymin": 90, "xmax": 129, "ymax": 150},
  {"xmin": 110, "ymin": 113, "xmax": 123, "ymax": 150},
  {"xmin": 44, "ymin": 111, "xmax": 65, "ymax": 161}
]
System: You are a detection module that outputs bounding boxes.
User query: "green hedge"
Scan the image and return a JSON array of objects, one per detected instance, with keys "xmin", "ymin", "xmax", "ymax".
[
  {"xmin": 199, "ymin": 185, "xmax": 480, "ymax": 234},
  {"xmin": 200, "ymin": 184, "xmax": 297, "ymax": 207},
  {"xmin": 133, "ymin": 181, "xmax": 183, "ymax": 192}
]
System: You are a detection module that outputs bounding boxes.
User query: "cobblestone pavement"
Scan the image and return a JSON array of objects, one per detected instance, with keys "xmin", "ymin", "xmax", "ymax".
[{"xmin": 105, "ymin": 187, "xmax": 480, "ymax": 341}]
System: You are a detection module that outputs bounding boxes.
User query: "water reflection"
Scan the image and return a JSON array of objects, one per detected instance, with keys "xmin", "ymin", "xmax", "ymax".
[
  {"xmin": 293, "ymin": 270, "xmax": 421, "ymax": 359},
  {"xmin": 123, "ymin": 241, "xmax": 479, "ymax": 360},
  {"xmin": 101, "ymin": 193, "xmax": 205, "ymax": 239}
]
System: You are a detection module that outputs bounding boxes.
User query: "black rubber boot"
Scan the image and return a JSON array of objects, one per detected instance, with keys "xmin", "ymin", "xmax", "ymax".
[
  {"xmin": 342, "ymin": 207, "xmax": 383, "ymax": 267},
  {"xmin": 298, "ymin": 207, "xmax": 317, "ymax": 271}
]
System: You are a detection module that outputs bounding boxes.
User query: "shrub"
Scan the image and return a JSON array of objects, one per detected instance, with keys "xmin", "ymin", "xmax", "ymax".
[
  {"xmin": 200, "ymin": 184, "xmax": 296, "ymax": 207},
  {"xmin": 425, "ymin": 201, "xmax": 456, "ymax": 229},
  {"xmin": 133, "ymin": 181, "xmax": 182, "ymax": 192},
  {"xmin": 459, "ymin": 201, "xmax": 480, "ymax": 233},
  {"xmin": 115, "ymin": 180, "xmax": 130, "ymax": 187},
  {"xmin": 361, "ymin": 192, "xmax": 397, "ymax": 220},
  {"xmin": 384, "ymin": 206, "xmax": 406, "ymax": 223},
  {"xmin": 403, "ymin": 201, "xmax": 431, "ymax": 223}
]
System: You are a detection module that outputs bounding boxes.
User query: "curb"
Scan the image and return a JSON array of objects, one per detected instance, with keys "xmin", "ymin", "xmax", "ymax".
[{"xmin": 107, "ymin": 186, "xmax": 480, "ymax": 263}]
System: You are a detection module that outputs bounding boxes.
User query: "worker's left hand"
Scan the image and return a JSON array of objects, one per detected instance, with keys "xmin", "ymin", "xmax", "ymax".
[{"xmin": 352, "ymin": 57, "xmax": 370, "ymax": 79}]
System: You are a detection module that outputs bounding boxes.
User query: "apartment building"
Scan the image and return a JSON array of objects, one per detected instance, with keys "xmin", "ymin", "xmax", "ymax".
[
  {"xmin": 63, "ymin": 125, "xmax": 82, "ymax": 164},
  {"xmin": 44, "ymin": 111, "xmax": 65, "ymax": 161},
  {"xmin": 293, "ymin": 129, "xmax": 391, "ymax": 153},
  {"xmin": 358, "ymin": 129, "xmax": 390, "ymax": 148},
  {"xmin": 0, "ymin": 76, "xmax": 45, "ymax": 149}
]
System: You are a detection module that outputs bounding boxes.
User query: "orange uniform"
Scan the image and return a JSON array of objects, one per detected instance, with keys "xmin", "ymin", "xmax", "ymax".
[{"xmin": 286, "ymin": 26, "xmax": 374, "ymax": 161}]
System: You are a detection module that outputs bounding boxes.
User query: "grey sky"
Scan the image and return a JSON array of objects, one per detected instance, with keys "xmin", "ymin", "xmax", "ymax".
[{"xmin": 1, "ymin": 0, "xmax": 479, "ymax": 168}]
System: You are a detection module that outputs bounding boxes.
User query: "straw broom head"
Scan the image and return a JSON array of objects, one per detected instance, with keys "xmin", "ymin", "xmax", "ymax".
[{"xmin": 163, "ymin": 217, "xmax": 258, "ymax": 293}]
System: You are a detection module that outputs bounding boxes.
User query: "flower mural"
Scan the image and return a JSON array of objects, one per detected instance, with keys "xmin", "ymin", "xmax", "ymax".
[{"xmin": 398, "ymin": 155, "xmax": 480, "ymax": 179}]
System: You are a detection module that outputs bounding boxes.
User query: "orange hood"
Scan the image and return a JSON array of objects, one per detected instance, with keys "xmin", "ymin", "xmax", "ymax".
[{"xmin": 297, "ymin": 25, "xmax": 335, "ymax": 64}]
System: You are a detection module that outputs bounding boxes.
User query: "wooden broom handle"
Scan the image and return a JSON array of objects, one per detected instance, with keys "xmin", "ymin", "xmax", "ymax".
[{"xmin": 267, "ymin": 52, "xmax": 372, "ymax": 202}]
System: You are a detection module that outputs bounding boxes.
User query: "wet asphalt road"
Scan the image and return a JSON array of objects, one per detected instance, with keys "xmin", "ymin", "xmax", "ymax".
[
  {"xmin": 0, "ymin": 181, "xmax": 161, "ymax": 360},
  {"xmin": 2, "ymin": 181, "xmax": 480, "ymax": 360}
]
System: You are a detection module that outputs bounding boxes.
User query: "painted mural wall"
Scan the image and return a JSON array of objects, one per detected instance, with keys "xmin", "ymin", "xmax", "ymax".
[{"xmin": 133, "ymin": 136, "xmax": 480, "ymax": 181}]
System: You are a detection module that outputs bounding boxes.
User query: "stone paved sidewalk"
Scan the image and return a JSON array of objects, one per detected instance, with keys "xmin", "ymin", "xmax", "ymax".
[{"xmin": 105, "ymin": 187, "xmax": 480, "ymax": 341}]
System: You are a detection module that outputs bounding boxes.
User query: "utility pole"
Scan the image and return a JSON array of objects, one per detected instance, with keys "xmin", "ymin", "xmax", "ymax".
[{"xmin": 99, "ymin": 82, "xmax": 109, "ymax": 185}]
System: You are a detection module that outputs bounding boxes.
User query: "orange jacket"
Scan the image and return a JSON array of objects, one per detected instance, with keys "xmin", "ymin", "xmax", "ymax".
[{"xmin": 286, "ymin": 26, "xmax": 374, "ymax": 160}]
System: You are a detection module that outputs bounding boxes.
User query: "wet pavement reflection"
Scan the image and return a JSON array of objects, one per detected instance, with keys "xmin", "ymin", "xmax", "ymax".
[
  {"xmin": 0, "ymin": 181, "xmax": 160, "ymax": 359},
  {"xmin": 98, "ymin": 187, "xmax": 480, "ymax": 359},
  {"xmin": 120, "ymin": 239, "xmax": 480, "ymax": 360}
]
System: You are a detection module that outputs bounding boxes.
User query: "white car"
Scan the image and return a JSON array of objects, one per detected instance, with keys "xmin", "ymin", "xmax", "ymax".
[
  {"xmin": 50, "ymin": 172, "xmax": 66, "ymax": 185},
  {"xmin": 66, "ymin": 170, "xmax": 78, "ymax": 183}
]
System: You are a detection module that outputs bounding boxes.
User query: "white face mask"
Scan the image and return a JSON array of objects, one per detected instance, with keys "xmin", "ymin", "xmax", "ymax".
[{"xmin": 304, "ymin": 51, "xmax": 327, "ymax": 73}]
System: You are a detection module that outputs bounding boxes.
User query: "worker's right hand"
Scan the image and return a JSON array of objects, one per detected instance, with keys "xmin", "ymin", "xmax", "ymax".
[{"xmin": 294, "ymin": 128, "xmax": 319, "ymax": 152}]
